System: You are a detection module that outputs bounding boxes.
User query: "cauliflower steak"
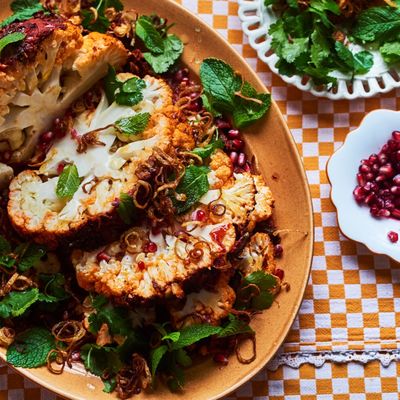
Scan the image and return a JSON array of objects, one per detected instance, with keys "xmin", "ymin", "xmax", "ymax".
[{"xmin": 0, "ymin": 14, "xmax": 128, "ymax": 163}]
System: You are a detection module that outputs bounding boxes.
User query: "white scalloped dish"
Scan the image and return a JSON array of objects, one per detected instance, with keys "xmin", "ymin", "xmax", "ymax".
[
  {"xmin": 328, "ymin": 110, "xmax": 400, "ymax": 262},
  {"xmin": 238, "ymin": 0, "xmax": 400, "ymax": 100}
]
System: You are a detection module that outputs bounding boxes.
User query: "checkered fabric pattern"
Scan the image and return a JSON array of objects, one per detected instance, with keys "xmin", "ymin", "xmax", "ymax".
[{"xmin": 2, "ymin": 1, "xmax": 400, "ymax": 399}]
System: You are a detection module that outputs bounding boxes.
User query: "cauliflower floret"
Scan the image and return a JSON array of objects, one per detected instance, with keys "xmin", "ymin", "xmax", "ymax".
[
  {"xmin": 8, "ymin": 76, "xmax": 191, "ymax": 248},
  {"xmin": 236, "ymin": 232, "xmax": 276, "ymax": 276},
  {"xmin": 207, "ymin": 149, "xmax": 233, "ymax": 189},
  {"xmin": 0, "ymin": 14, "xmax": 128, "ymax": 163},
  {"xmin": 168, "ymin": 271, "xmax": 236, "ymax": 328},
  {"xmin": 73, "ymin": 222, "xmax": 236, "ymax": 301},
  {"xmin": 248, "ymin": 175, "xmax": 274, "ymax": 231}
]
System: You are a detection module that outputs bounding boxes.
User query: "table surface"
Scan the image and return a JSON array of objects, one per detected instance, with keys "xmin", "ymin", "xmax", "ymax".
[{"xmin": 2, "ymin": 1, "xmax": 400, "ymax": 399}]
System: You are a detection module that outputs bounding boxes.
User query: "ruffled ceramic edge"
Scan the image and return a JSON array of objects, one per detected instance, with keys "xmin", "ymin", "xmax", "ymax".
[
  {"xmin": 268, "ymin": 350, "xmax": 400, "ymax": 370},
  {"xmin": 237, "ymin": 0, "xmax": 400, "ymax": 100}
]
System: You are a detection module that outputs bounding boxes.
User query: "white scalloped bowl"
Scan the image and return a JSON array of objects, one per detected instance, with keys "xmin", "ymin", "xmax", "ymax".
[
  {"xmin": 238, "ymin": 0, "xmax": 400, "ymax": 100},
  {"xmin": 328, "ymin": 110, "xmax": 400, "ymax": 262}
]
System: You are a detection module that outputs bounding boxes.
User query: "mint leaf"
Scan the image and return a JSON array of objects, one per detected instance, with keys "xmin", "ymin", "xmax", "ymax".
[
  {"xmin": 172, "ymin": 324, "xmax": 221, "ymax": 350},
  {"xmin": 380, "ymin": 41, "xmax": 400, "ymax": 63},
  {"xmin": 353, "ymin": 51, "xmax": 373, "ymax": 75},
  {"xmin": 56, "ymin": 164, "xmax": 80, "ymax": 198},
  {"xmin": 7, "ymin": 327, "xmax": 55, "ymax": 368},
  {"xmin": 150, "ymin": 344, "xmax": 168, "ymax": 376},
  {"xmin": 143, "ymin": 34, "xmax": 184, "ymax": 74},
  {"xmin": 0, "ymin": 32, "xmax": 25, "ymax": 55},
  {"xmin": 245, "ymin": 271, "xmax": 276, "ymax": 291},
  {"xmin": 115, "ymin": 113, "xmax": 150, "ymax": 136},
  {"xmin": 335, "ymin": 41, "xmax": 355, "ymax": 70},
  {"xmin": 174, "ymin": 165, "xmax": 209, "ymax": 214},
  {"xmin": 175, "ymin": 348, "xmax": 192, "ymax": 367},
  {"xmin": 117, "ymin": 193, "xmax": 136, "ymax": 224},
  {"xmin": 200, "ymin": 58, "xmax": 270, "ymax": 128},
  {"xmin": 218, "ymin": 314, "xmax": 254, "ymax": 338},
  {"xmin": 0, "ymin": 0, "xmax": 44, "ymax": 28},
  {"xmin": 191, "ymin": 137, "xmax": 224, "ymax": 159},
  {"xmin": 136, "ymin": 16, "xmax": 165, "ymax": 54},
  {"xmin": 0, "ymin": 235, "xmax": 11, "ymax": 256},
  {"xmin": 115, "ymin": 77, "xmax": 146, "ymax": 106},
  {"xmin": 353, "ymin": 6, "xmax": 400, "ymax": 43},
  {"xmin": 162, "ymin": 332, "xmax": 180, "ymax": 342},
  {"xmin": 103, "ymin": 377, "xmax": 117, "ymax": 393},
  {"xmin": 15, "ymin": 242, "xmax": 46, "ymax": 272},
  {"xmin": 0, "ymin": 288, "xmax": 39, "ymax": 318},
  {"xmin": 80, "ymin": 344, "xmax": 122, "ymax": 376},
  {"xmin": 104, "ymin": 66, "xmax": 121, "ymax": 103},
  {"xmin": 81, "ymin": 0, "xmax": 123, "ymax": 33}
]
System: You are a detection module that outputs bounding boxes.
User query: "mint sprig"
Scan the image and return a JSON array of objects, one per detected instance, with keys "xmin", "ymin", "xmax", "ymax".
[
  {"xmin": 115, "ymin": 113, "xmax": 150, "ymax": 136},
  {"xmin": 56, "ymin": 164, "xmax": 80, "ymax": 198},
  {"xmin": 7, "ymin": 327, "xmax": 55, "ymax": 368}
]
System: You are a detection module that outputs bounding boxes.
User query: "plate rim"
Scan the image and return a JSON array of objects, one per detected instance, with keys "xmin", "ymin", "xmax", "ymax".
[
  {"xmin": 0, "ymin": 1, "xmax": 314, "ymax": 398},
  {"xmin": 237, "ymin": 0, "xmax": 400, "ymax": 100}
]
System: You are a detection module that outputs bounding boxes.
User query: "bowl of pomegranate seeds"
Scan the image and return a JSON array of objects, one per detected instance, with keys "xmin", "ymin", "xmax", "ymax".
[{"xmin": 328, "ymin": 109, "xmax": 400, "ymax": 262}]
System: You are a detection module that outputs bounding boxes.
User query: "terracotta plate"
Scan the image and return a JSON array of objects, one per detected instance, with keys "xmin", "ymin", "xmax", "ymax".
[{"xmin": 0, "ymin": 1, "xmax": 314, "ymax": 399}]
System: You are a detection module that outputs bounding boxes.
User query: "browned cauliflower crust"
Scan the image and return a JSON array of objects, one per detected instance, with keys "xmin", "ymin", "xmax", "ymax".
[
  {"xmin": 168, "ymin": 271, "xmax": 236, "ymax": 328},
  {"xmin": 7, "ymin": 76, "xmax": 194, "ymax": 249},
  {"xmin": 73, "ymin": 222, "xmax": 236, "ymax": 301},
  {"xmin": 0, "ymin": 14, "xmax": 127, "ymax": 163}
]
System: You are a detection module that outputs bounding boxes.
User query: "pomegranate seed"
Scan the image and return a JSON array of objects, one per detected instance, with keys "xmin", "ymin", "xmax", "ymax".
[
  {"xmin": 378, "ymin": 209, "xmax": 391, "ymax": 217},
  {"xmin": 364, "ymin": 193, "xmax": 377, "ymax": 205},
  {"xmin": 70, "ymin": 351, "xmax": 81, "ymax": 362},
  {"xmin": 215, "ymin": 118, "xmax": 231, "ymax": 130},
  {"xmin": 359, "ymin": 164, "xmax": 371, "ymax": 173},
  {"xmin": 370, "ymin": 206, "xmax": 379, "ymax": 216},
  {"xmin": 274, "ymin": 244, "xmax": 283, "ymax": 258},
  {"xmin": 227, "ymin": 129, "xmax": 240, "ymax": 139},
  {"xmin": 393, "ymin": 174, "xmax": 400, "ymax": 185},
  {"xmin": 392, "ymin": 209, "xmax": 400, "ymax": 219},
  {"xmin": 379, "ymin": 164, "xmax": 394, "ymax": 177},
  {"xmin": 378, "ymin": 153, "xmax": 388, "ymax": 164},
  {"xmin": 357, "ymin": 173, "xmax": 366, "ymax": 186},
  {"xmin": 145, "ymin": 242, "xmax": 157, "ymax": 253},
  {"xmin": 41, "ymin": 131, "xmax": 54, "ymax": 143},
  {"xmin": 393, "ymin": 131, "xmax": 400, "ymax": 141},
  {"xmin": 232, "ymin": 139, "xmax": 244, "ymax": 151},
  {"xmin": 372, "ymin": 163, "xmax": 380, "ymax": 172},
  {"xmin": 274, "ymin": 268, "xmax": 284, "ymax": 280},
  {"xmin": 229, "ymin": 151, "xmax": 238, "ymax": 165},
  {"xmin": 138, "ymin": 261, "xmax": 146, "ymax": 270},
  {"xmin": 353, "ymin": 186, "xmax": 366, "ymax": 202},
  {"xmin": 369, "ymin": 154, "xmax": 378, "ymax": 164},
  {"xmin": 365, "ymin": 173, "xmax": 375, "ymax": 181},
  {"xmin": 174, "ymin": 68, "xmax": 189, "ymax": 82},
  {"xmin": 385, "ymin": 200, "xmax": 395, "ymax": 210},
  {"xmin": 97, "ymin": 252, "xmax": 111, "ymax": 262},
  {"xmin": 194, "ymin": 209, "xmax": 207, "ymax": 222},
  {"xmin": 244, "ymin": 163, "xmax": 251, "ymax": 172},
  {"xmin": 237, "ymin": 152, "xmax": 246, "ymax": 167},
  {"xmin": 213, "ymin": 353, "xmax": 229, "ymax": 365},
  {"xmin": 57, "ymin": 163, "xmax": 65, "ymax": 175},
  {"xmin": 375, "ymin": 174, "xmax": 387, "ymax": 182},
  {"xmin": 391, "ymin": 186, "xmax": 400, "ymax": 196},
  {"xmin": 388, "ymin": 231, "xmax": 399, "ymax": 243}
]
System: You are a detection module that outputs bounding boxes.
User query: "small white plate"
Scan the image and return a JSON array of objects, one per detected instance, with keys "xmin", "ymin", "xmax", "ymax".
[
  {"xmin": 327, "ymin": 110, "xmax": 400, "ymax": 262},
  {"xmin": 238, "ymin": 0, "xmax": 400, "ymax": 100}
]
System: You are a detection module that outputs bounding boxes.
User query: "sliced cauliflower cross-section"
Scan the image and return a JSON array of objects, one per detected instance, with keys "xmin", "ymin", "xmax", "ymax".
[
  {"xmin": 0, "ymin": 14, "xmax": 128, "ymax": 163},
  {"xmin": 8, "ymin": 75, "xmax": 192, "ymax": 248},
  {"xmin": 73, "ymin": 222, "xmax": 236, "ymax": 301}
]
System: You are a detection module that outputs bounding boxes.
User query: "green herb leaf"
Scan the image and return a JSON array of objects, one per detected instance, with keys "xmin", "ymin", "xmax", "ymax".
[
  {"xmin": 117, "ymin": 193, "xmax": 136, "ymax": 224},
  {"xmin": 281, "ymin": 37, "xmax": 309, "ymax": 63},
  {"xmin": 143, "ymin": 34, "xmax": 184, "ymax": 74},
  {"xmin": 136, "ymin": 16, "xmax": 165, "ymax": 54},
  {"xmin": 103, "ymin": 377, "xmax": 117, "ymax": 393},
  {"xmin": 175, "ymin": 348, "xmax": 192, "ymax": 367},
  {"xmin": 218, "ymin": 314, "xmax": 254, "ymax": 338},
  {"xmin": 353, "ymin": 51, "xmax": 373, "ymax": 75},
  {"xmin": 115, "ymin": 113, "xmax": 150, "ymax": 136},
  {"xmin": 0, "ymin": 235, "xmax": 11, "ymax": 256},
  {"xmin": 335, "ymin": 41, "xmax": 355, "ymax": 70},
  {"xmin": 150, "ymin": 344, "xmax": 168, "ymax": 376},
  {"xmin": 309, "ymin": 0, "xmax": 340, "ymax": 26},
  {"xmin": 353, "ymin": 6, "xmax": 400, "ymax": 43},
  {"xmin": 81, "ymin": 0, "xmax": 123, "ymax": 33},
  {"xmin": 15, "ymin": 242, "xmax": 46, "ymax": 272},
  {"xmin": 0, "ymin": 288, "xmax": 39, "ymax": 318},
  {"xmin": 173, "ymin": 165, "xmax": 209, "ymax": 214},
  {"xmin": 200, "ymin": 58, "xmax": 270, "ymax": 128},
  {"xmin": 380, "ymin": 41, "xmax": 400, "ymax": 64},
  {"xmin": 171, "ymin": 324, "xmax": 221, "ymax": 350},
  {"xmin": 80, "ymin": 344, "xmax": 123, "ymax": 376},
  {"xmin": 56, "ymin": 164, "xmax": 80, "ymax": 198},
  {"xmin": 38, "ymin": 273, "xmax": 69, "ymax": 302},
  {"xmin": 245, "ymin": 271, "xmax": 277, "ymax": 291},
  {"xmin": 7, "ymin": 327, "xmax": 55, "ymax": 368},
  {"xmin": 0, "ymin": 0, "xmax": 44, "ymax": 28},
  {"xmin": 191, "ymin": 137, "xmax": 224, "ymax": 159},
  {"xmin": 162, "ymin": 332, "xmax": 181, "ymax": 342},
  {"xmin": 0, "ymin": 32, "xmax": 25, "ymax": 55},
  {"xmin": 115, "ymin": 77, "xmax": 146, "ymax": 106},
  {"xmin": 0, "ymin": 256, "xmax": 16, "ymax": 269},
  {"xmin": 104, "ymin": 66, "xmax": 121, "ymax": 103}
]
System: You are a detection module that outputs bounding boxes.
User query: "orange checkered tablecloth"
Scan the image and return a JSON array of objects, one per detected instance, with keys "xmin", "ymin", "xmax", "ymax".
[{"xmin": 2, "ymin": 1, "xmax": 400, "ymax": 399}]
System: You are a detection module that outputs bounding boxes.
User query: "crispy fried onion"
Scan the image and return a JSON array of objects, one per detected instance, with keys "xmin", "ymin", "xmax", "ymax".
[
  {"xmin": 235, "ymin": 335, "xmax": 256, "ymax": 364},
  {"xmin": 115, "ymin": 354, "xmax": 151, "ymax": 399},
  {"xmin": 75, "ymin": 130, "xmax": 106, "ymax": 154},
  {"xmin": 122, "ymin": 228, "xmax": 147, "ymax": 254},
  {"xmin": 0, "ymin": 327, "xmax": 15, "ymax": 347},
  {"xmin": 0, "ymin": 273, "xmax": 36, "ymax": 297},
  {"xmin": 173, "ymin": 235, "xmax": 211, "ymax": 263},
  {"xmin": 209, "ymin": 200, "xmax": 226, "ymax": 217}
]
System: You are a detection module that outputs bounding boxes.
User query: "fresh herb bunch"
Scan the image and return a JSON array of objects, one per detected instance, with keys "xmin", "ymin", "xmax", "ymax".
[{"xmin": 265, "ymin": 0, "xmax": 400, "ymax": 86}]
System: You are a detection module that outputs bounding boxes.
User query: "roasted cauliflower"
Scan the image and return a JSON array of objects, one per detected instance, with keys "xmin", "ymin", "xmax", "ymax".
[
  {"xmin": 0, "ymin": 14, "xmax": 127, "ymax": 163},
  {"xmin": 73, "ymin": 222, "xmax": 236, "ymax": 301},
  {"xmin": 8, "ymin": 75, "xmax": 194, "ymax": 248}
]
